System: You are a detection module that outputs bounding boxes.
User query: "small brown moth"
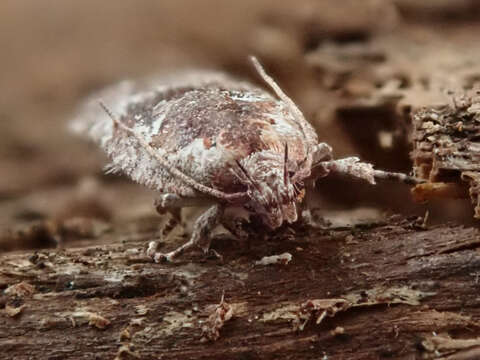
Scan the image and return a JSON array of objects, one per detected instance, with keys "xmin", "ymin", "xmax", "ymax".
[{"xmin": 71, "ymin": 57, "xmax": 420, "ymax": 262}]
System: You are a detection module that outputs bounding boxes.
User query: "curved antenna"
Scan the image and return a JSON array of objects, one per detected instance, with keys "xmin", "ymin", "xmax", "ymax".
[
  {"xmin": 99, "ymin": 101, "xmax": 247, "ymax": 202},
  {"xmin": 249, "ymin": 56, "xmax": 317, "ymax": 149},
  {"xmin": 283, "ymin": 142, "xmax": 289, "ymax": 187},
  {"xmin": 235, "ymin": 160, "xmax": 263, "ymax": 196}
]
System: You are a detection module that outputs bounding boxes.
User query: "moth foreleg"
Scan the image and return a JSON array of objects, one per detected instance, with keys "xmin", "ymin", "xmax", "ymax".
[
  {"xmin": 318, "ymin": 157, "xmax": 423, "ymax": 185},
  {"xmin": 154, "ymin": 195, "xmax": 182, "ymax": 237},
  {"xmin": 155, "ymin": 193, "xmax": 214, "ymax": 210},
  {"xmin": 297, "ymin": 180, "xmax": 330, "ymax": 229},
  {"xmin": 220, "ymin": 215, "xmax": 250, "ymax": 241},
  {"xmin": 370, "ymin": 168, "xmax": 425, "ymax": 185},
  {"xmin": 148, "ymin": 194, "xmax": 214, "ymax": 259},
  {"xmin": 154, "ymin": 193, "xmax": 216, "ymax": 230},
  {"xmin": 151, "ymin": 204, "xmax": 224, "ymax": 263},
  {"xmin": 312, "ymin": 143, "xmax": 333, "ymax": 163}
]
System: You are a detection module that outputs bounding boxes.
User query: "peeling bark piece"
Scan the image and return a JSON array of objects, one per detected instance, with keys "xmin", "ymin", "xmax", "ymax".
[
  {"xmin": 201, "ymin": 295, "xmax": 233, "ymax": 342},
  {"xmin": 462, "ymin": 172, "xmax": 480, "ymax": 218},
  {"xmin": 421, "ymin": 333, "xmax": 480, "ymax": 359},
  {"xmin": 293, "ymin": 286, "xmax": 434, "ymax": 331},
  {"xmin": 294, "ymin": 299, "xmax": 350, "ymax": 331},
  {"xmin": 411, "ymin": 94, "xmax": 480, "ymax": 218}
]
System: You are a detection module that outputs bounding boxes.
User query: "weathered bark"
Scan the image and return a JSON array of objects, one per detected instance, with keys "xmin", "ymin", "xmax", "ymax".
[
  {"xmin": 2, "ymin": 218, "xmax": 480, "ymax": 360},
  {"xmin": 410, "ymin": 96, "xmax": 480, "ymax": 219}
]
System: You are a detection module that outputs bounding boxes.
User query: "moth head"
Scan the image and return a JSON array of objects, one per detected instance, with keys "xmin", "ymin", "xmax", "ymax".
[{"xmin": 231, "ymin": 146, "xmax": 306, "ymax": 229}]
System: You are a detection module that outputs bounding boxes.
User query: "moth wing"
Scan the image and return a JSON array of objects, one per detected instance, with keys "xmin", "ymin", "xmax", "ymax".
[{"xmin": 70, "ymin": 71, "xmax": 250, "ymax": 196}]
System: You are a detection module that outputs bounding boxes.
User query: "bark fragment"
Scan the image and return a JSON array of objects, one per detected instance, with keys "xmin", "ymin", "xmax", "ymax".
[
  {"xmin": 201, "ymin": 295, "xmax": 234, "ymax": 342},
  {"xmin": 411, "ymin": 94, "xmax": 480, "ymax": 218}
]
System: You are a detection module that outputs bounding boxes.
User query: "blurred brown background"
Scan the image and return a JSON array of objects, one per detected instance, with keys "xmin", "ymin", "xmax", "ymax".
[{"xmin": 1, "ymin": 0, "xmax": 479, "ymax": 252}]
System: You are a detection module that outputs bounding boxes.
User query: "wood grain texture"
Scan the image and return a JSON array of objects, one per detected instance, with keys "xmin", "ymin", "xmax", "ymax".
[{"xmin": 2, "ymin": 218, "xmax": 480, "ymax": 360}]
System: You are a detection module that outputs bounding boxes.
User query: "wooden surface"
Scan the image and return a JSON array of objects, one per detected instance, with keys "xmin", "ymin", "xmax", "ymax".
[{"xmin": 2, "ymin": 218, "xmax": 480, "ymax": 359}]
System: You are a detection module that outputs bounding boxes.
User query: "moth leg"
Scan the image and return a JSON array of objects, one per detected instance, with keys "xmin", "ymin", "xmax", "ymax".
[
  {"xmin": 147, "ymin": 194, "xmax": 182, "ymax": 258},
  {"xmin": 220, "ymin": 215, "xmax": 250, "ymax": 241},
  {"xmin": 294, "ymin": 142, "xmax": 333, "ymax": 226},
  {"xmin": 299, "ymin": 180, "xmax": 315, "ymax": 226},
  {"xmin": 152, "ymin": 204, "xmax": 224, "ymax": 263},
  {"xmin": 300, "ymin": 140, "xmax": 331, "ymax": 228},
  {"xmin": 148, "ymin": 194, "xmax": 213, "ymax": 259},
  {"xmin": 154, "ymin": 193, "xmax": 211, "ymax": 233},
  {"xmin": 312, "ymin": 143, "xmax": 333, "ymax": 163},
  {"xmin": 155, "ymin": 197, "xmax": 181, "ymax": 237},
  {"xmin": 318, "ymin": 157, "xmax": 423, "ymax": 185},
  {"xmin": 298, "ymin": 180, "xmax": 329, "ymax": 229},
  {"xmin": 155, "ymin": 193, "xmax": 213, "ymax": 211},
  {"xmin": 370, "ymin": 168, "xmax": 425, "ymax": 185}
]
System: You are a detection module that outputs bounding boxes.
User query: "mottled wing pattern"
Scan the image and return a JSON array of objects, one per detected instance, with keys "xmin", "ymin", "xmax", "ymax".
[{"xmin": 70, "ymin": 71, "xmax": 312, "ymax": 197}]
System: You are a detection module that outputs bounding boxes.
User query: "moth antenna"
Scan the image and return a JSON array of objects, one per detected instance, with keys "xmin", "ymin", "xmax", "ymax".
[
  {"xmin": 235, "ymin": 159, "xmax": 270, "ymax": 205},
  {"xmin": 99, "ymin": 99, "xmax": 118, "ymax": 130},
  {"xmin": 293, "ymin": 182, "xmax": 300, "ymax": 194},
  {"xmin": 229, "ymin": 166, "xmax": 253, "ymax": 196},
  {"xmin": 98, "ymin": 101, "xmax": 247, "ymax": 202},
  {"xmin": 283, "ymin": 142, "xmax": 289, "ymax": 187},
  {"xmin": 235, "ymin": 160, "xmax": 259, "ymax": 191},
  {"xmin": 372, "ymin": 169, "xmax": 426, "ymax": 185},
  {"xmin": 229, "ymin": 167, "xmax": 243, "ymax": 183},
  {"xmin": 249, "ymin": 56, "xmax": 300, "ymax": 116},
  {"xmin": 249, "ymin": 56, "xmax": 316, "ymax": 149}
]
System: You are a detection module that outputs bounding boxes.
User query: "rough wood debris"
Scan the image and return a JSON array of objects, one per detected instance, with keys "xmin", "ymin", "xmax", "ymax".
[
  {"xmin": 292, "ymin": 286, "xmax": 435, "ymax": 331},
  {"xmin": 2, "ymin": 217, "xmax": 480, "ymax": 359},
  {"xmin": 200, "ymin": 295, "xmax": 234, "ymax": 342},
  {"xmin": 411, "ymin": 92, "xmax": 480, "ymax": 218},
  {"xmin": 3, "ymin": 281, "xmax": 36, "ymax": 318},
  {"xmin": 421, "ymin": 333, "xmax": 480, "ymax": 359},
  {"xmin": 69, "ymin": 309, "xmax": 111, "ymax": 329}
]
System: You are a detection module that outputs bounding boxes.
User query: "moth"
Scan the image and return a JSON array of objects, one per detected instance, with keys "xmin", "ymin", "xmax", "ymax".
[{"xmin": 71, "ymin": 56, "xmax": 420, "ymax": 262}]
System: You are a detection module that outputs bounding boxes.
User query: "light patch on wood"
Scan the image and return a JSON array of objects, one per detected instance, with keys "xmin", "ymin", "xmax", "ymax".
[
  {"xmin": 4, "ymin": 281, "xmax": 35, "ymax": 298},
  {"xmin": 258, "ymin": 286, "xmax": 435, "ymax": 331},
  {"xmin": 255, "ymin": 252, "xmax": 292, "ymax": 266},
  {"xmin": 260, "ymin": 303, "xmax": 299, "ymax": 322},
  {"xmin": 159, "ymin": 311, "xmax": 194, "ymax": 336},
  {"xmin": 422, "ymin": 333, "xmax": 480, "ymax": 355},
  {"xmin": 5, "ymin": 304, "xmax": 26, "ymax": 317},
  {"xmin": 67, "ymin": 309, "xmax": 111, "ymax": 329}
]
